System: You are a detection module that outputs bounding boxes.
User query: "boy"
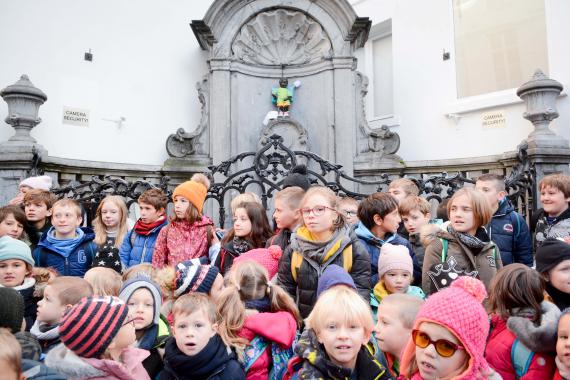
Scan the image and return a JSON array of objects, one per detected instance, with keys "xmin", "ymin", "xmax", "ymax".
[
  {"xmin": 33, "ymin": 199, "xmax": 97, "ymax": 277},
  {"xmin": 23, "ymin": 189, "xmax": 57, "ymax": 251},
  {"xmin": 120, "ymin": 188, "xmax": 168, "ymax": 268},
  {"xmin": 32, "ymin": 276, "xmax": 93, "ymax": 353},
  {"xmin": 475, "ymin": 173, "xmax": 532, "ymax": 266},
  {"xmin": 355, "ymin": 192, "xmax": 421, "ymax": 286},
  {"xmin": 398, "ymin": 195, "xmax": 432, "ymax": 271},
  {"xmin": 267, "ymin": 186, "xmax": 304, "ymax": 250},
  {"xmin": 9, "ymin": 175, "xmax": 52, "ymax": 206},
  {"xmin": 532, "ymin": 173, "xmax": 570, "ymax": 249},
  {"xmin": 388, "ymin": 178, "xmax": 420, "ymax": 239},
  {"xmin": 339, "ymin": 197, "xmax": 359, "ymax": 226},
  {"xmin": 161, "ymin": 293, "xmax": 244, "ymax": 380},
  {"xmin": 374, "ymin": 293, "xmax": 424, "ymax": 377}
]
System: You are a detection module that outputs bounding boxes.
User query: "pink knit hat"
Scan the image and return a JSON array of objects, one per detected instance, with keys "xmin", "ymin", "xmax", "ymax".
[
  {"xmin": 399, "ymin": 276, "xmax": 490, "ymax": 380},
  {"xmin": 233, "ymin": 245, "xmax": 282, "ymax": 278},
  {"xmin": 378, "ymin": 243, "xmax": 412, "ymax": 279},
  {"xmin": 20, "ymin": 175, "xmax": 52, "ymax": 191}
]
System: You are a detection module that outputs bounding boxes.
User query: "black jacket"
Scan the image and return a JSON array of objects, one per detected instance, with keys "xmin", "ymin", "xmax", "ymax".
[{"xmin": 532, "ymin": 206, "xmax": 570, "ymax": 251}]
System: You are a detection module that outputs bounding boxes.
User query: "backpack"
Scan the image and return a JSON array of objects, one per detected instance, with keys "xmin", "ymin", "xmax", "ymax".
[
  {"xmin": 511, "ymin": 338, "xmax": 534, "ymax": 379},
  {"xmin": 290, "ymin": 245, "xmax": 352, "ymax": 282},
  {"xmin": 243, "ymin": 334, "xmax": 298, "ymax": 380}
]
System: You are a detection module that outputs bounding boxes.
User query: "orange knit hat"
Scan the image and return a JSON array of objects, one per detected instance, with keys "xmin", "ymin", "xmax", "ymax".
[{"xmin": 173, "ymin": 180, "xmax": 207, "ymax": 214}]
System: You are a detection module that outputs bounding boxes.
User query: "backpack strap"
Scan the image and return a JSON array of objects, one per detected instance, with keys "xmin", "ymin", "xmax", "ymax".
[
  {"xmin": 511, "ymin": 338, "xmax": 534, "ymax": 379},
  {"xmin": 129, "ymin": 229, "xmax": 136, "ymax": 247},
  {"xmin": 291, "ymin": 246, "xmax": 352, "ymax": 282},
  {"xmin": 439, "ymin": 238, "xmax": 449, "ymax": 262},
  {"xmin": 243, "ymin": 335, "xmax": 269, "ymax": 372},
  {"xmin": 342, "ymin": 245, "xmax": 352, "ymax": 272}
]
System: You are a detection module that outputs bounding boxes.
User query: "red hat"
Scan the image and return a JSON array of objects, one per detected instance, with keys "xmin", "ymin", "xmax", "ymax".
[{"xmin": 233, "ymin": 245, "xmax": 282, "ymax": 278}]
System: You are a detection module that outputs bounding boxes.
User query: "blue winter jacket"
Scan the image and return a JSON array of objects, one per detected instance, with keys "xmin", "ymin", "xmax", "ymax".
[
  {"xmin": 487, "ymin": 198, "xmax": 533, "ymax": 266},
  {"xmin": 353, "ymin": 222, "xmax": 421, "ymax": 287},
  {"xmin": 119, "ymin": 219, "xmax": 168, "ymax": 268},
  {"xmin": 33, "ymin": 227, "xmax": 97, "ymax": 277}
]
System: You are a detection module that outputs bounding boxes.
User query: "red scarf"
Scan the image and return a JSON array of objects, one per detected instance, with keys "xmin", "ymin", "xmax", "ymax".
[{"xmin": 134, "ymin": 217, "xmax": 165, "ymax": 236}]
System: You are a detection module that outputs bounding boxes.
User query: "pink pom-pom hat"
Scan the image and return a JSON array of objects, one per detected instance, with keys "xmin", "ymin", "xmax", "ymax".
[{"xmin": 233, "ymin": 245, "xmax": 282, "ymax": 279}]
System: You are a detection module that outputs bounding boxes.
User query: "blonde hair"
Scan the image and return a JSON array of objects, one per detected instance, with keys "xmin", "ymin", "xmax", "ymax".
[
  {"xmin": 93, "ymin": 195, "xmax": 128, "ymax": 247},
  {"xmin": 230, "ymin": 192, "xmax": 262, "ymax": 215},
  {"xmin": 0, "ymin": 328, "xmax": 21, "ymax": 375},
  {"xmin": 447, "ymin": 187, "xmax": 492, "ymax": 228},
  {"xmin": 83, "ymin": 268, "xmax": 121, "ymax": 297},
  {"xmin": 172, "ymin": 293, "xmax": 216, "ymax": 322},
  {"xmin": 52, "ymin": 198, "xmax": 82, "ymax": 218},
  {"xmin": 122, "ymin": 263, "xmax": 155, "ymax": 282},
  {"xmin": 399, "ymin": 196, "xmax": 431, "ymax": 217},
  {"xmin": 381, "ymin": 294, "xmax": 424, "ymax": 329},
  {"xmin": 275, "ymin": 186, "xmax": 305, "ymax": 210},
  {"xmin": 388, "ymin": 178, "xmax": 420, "ymax": 196},
  {"xmin": 300, "ymin": 186, "xmax": 345, "ymax": 230},
  {"xmin": 48, "ymin": 276, "xmax": 93, "ymax": 305}
]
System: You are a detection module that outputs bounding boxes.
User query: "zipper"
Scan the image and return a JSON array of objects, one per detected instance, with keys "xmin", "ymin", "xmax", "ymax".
[
  {"xmin": 65, "ymin": 257, "xmax": 69, "ymax": 275},
  {"xmin": 140, "ymin": 236, "xmax": 148, "ymax": 264}
]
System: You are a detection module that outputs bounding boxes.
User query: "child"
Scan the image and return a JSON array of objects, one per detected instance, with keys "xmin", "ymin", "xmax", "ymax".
[
  {"xmin": 0, "ymin": 287, "xmax": 25, "ymax": 334},
  {"xmin": 233, "ymin": 245, "xmax": 282, "ymax": 280},
  {"xmin": 216, "ymin": 202, "xmax": 273, "ymax": 274},
  {"xmin": 533, "ymin": 173, "xmax": 570, "ymax": 249},
  {"xmin": 0, "ymin": 205, "xmax": 27, "ymax": 241},
  {"xmin": 339, "ymin": 196, "xmax": 360, "ymax": 226},
  {"xmin": 315, "ymin": 263, "xmax": 357, "ymax": 298},
  {"xmin": 268, "ymin": 186, "xmax": 304, "ymax": 250},
  {"xmin": 152, "ymin": 174, "xmax": 215, "ymax": 269},
  {"xmin": 475, "ymin": 174, "xmax": 533, "ymax": 266},
  {"xmin": 399, "ymin": 196, "xmax": 432, "ymax": 272},
  {"xmin": 32, "ymin": 276, "xmax": 93, "ymax": 354},
  {"xmin": 285, "ymin": 286, "xmax": 391, "ymax": 379},
  {"xmin": 354, "ymin": 192, "xmax": 420, "ymax": 287},
  {"xmin": 277, "ymin": 186, "xmax": 371, "ymax": 319},
  {"xmin": 230, "ymin": 192, "xmax": 262, "ymax": 216},
  {"xmin": 556, "ymin": 308, "xmax": 570, "ymax": 380},
  {"xmin": 282, "ymin": 164, "xmax": 311, "ymax": 191},
  {"xmin": 374, "ymin": 294, "xmax": 424, "ymax": 377},
  {"xmin": 119, "ymin": 274, "xmax": 170, "ymax": 378},
  {"xmin": 45, "ymin": 296, "xmax": 150, "ymax": 380},
  {"xmin": 218, "ymin": 260, "xmax": 301, "ymax": 379},
  {"xmin": 536, "ymin": 238, "xmax": 570, "ymax": 311},
  {"xmin": 93, "ymin": 195, "xmax": 129, "ymax": 273},
  {"xmin": 421, "ymin": 187, "xmax": 502, "ymax": 295},
  {"xmin": 388, "ymin": 178, "xmax": 420, "ymax": 204},
  {"xmin": 485, "ymin": 264, "xmax": 558, "ymax": 380},
  {"xmin": 9, "ymin": 175, "xmax": 52, "ymax": 206},
  {"xmin": 23, "ymin": 189, "xmax": 57, "ymax": 251},
  {"xmin": 120, "ymin": 188, "xmax": 168, "ymax": 268},
  {"xmin": 0, "ymin": 328, "xmax": 25, "ymax": 380},
  {"xmin": 84, "ymin": 267, "xmax": 123, "ymax": 296},
  {"xmin": 123, "ymin": 263, "xmax": 155, "ymax": 281},
  {"xmin": 399, "ymin": 276, "xmax": 501, "ymax": 380},
  {"xmin": 33, "ymin": 199, "xmax": 97, "ymax": 277},
  {"xmin": 161, "ymin": 293, "xmax": 245, "ymax": 380}
]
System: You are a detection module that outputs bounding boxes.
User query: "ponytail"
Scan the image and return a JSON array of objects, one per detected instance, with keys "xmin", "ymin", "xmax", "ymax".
[
  {"xmin": 268, "ymin": 282, "xmax": 302, "ymax": 327},
  {"xmin": 216, "ymin": 285, "xmax": 249, "ymax": 361}
]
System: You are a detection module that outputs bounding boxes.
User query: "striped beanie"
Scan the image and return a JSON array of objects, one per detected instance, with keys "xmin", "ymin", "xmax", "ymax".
[
  {"xmin": 59, "ymin": 296, "xmax": 129, "ymax": 358},
  {"xmin": 174, "ymin": 259, "xmax": 219, "ymax": 297},
  {"xmin": 119, "ymin": 274, "xmax": 162, "ymax": 325}
]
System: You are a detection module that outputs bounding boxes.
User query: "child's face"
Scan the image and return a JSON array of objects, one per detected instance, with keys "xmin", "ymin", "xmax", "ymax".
[
  {"xmin": 138, "ymin": 202, "xmax": 163, "ymax": 224},
  {"xmin": 37, "ymin": 285, "xmax": 67, "ymax": 325},
  {"xmin": 316, "ymin": 317, "xmax": 370, "ymax": 370},
  {"xmin": 174, "ymin": 196, "xmax": 191, "ymax": 219},
  {"xmin": 301, "ymin": 194, "xmax": 338, "ymax": 237},
  {"xmin": 546, "ymin": 259, "xmax": 570, "ymax": 294},
  {"xmin": 557, "ymin": 314, "xmax": 570, "ymax": 368},
  {"xmin": 111, "ymin": 318, "xmax": 136, "ymax": 352},
  {"xmin": 100, "ymin": 201, "xmax": 121, "ymax": 230},
  {"xmin": 382, "ymin": 269, "xmax": 412, "ymax": 294},
  {"xmin": 0, "ymin": 213, "xmax": 24, "ymax": 239},
  {"xmin": 127, "ymin": 288, "xmax": 155, "ymax": 330},
  {"xmin": 374, "ymin": 209, "xmax": 401, "ymax": 235},
  {"xmin": 388, "ymin": 186, "xmax": 408, "ymax": 204},
  {"xmin": 233, "ymin": 207, "xmax": 252, "ymax": 238},
  {"xmin": 209, "ymin": 273, "xmax": 225, "ymax": 303},
  {"xmin": 273, "ymin": 199, "xmax": 300, "ymax": 230},
  {"xmin": 24, "ymin": 201, "xmax": 51, "ymax": 222},
  {"xmin": 402, "ymin": 210, "xmax": 430, "ymax": 235},
  {"xmin": 173, "ymin": 309, "xmax": 217, "ymax": 356},
  {"xmin": 449, "ymin": 194, "xmax": 477, "ymax": 235},
  {"xmin": 540, "ymin": 185, "xmax": 570, "ymax": 217},
  {"xmin": 374, "ymin": 302, "xmax": 410, "ymax": 357},
  {"xmin": 340, "ymin": 204, "xmax": 359, "ymax": 226},
  {"xmin": 475, "ymin": 180, "xmax": 505, "ymax": 211},
  {"xmin": 0, "ymin": 259, "xmax": 28, "ymax": 287},
  {"xmin": 414, "ymin": 322, "xmax": 468, "ymax": 380}
]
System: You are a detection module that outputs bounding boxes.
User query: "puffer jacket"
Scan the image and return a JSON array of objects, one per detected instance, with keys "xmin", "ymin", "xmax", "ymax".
[
  {"xmin": 119, "ymin": 219, "xmax": 168, "ymax": 268},
  {"xmin": 421, "ymin": 225, "xmax": 502, "ymax": 295},
  {"xmin": 532, "ymin": 206, "xmax": 570, "ymax": 250},
  {"xmin": 485, "ymin": 301, "xmax": 559, "ymax": 380},
  {"xmin": 277, "ymin": 226, "xmax": 371, "ymax": 319}
]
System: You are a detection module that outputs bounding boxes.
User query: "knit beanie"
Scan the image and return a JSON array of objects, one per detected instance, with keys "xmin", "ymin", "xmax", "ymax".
[
  {"xmin": 59, "ymin": 296, "xmax": 129, "ymax": 358},
  {"xmin": 174, "ymin": 259, "xmax": 219, "ymax": 297},
  {"xmin": 20, "ymin": 175, "xmax": 52, "ymax": 191},
  {"xmin": 316, "ymin": 264, "xmax": 357, "ymax": 298},
  {"xmin": 282, "ymin": 164, "xmax": 311, "ymax": 191},
  {"xmin": 0, "ymin": 287, "xmax": 25, "ymax": 333},
  {"xmin": 536, "ymin": 238, "xmax": 570, "ymax": 274},
  {"xmin": 378, "ymin": 243, "xmax": 412, "ymax": 279},
  {"xmin": 119, "ymin": 274, "xmax": 162, "ymax": 325},
  {"xmin": 0, "ymin": 236, "xmax": 34, "ymax": 267},
  {"xmin": 400, "ymin": 277, "xmax": 490, "ymax": 380},
  {"xmin": 233, "ymin": 245, "xmax": 282, "ymax": 279},
  {"xmin": 173, "ymin": 180, "xmax": 207, "ymax": 214},
  {"xmin": 15, "ymin": 331, "xmax": 42, "ymax": 361}
]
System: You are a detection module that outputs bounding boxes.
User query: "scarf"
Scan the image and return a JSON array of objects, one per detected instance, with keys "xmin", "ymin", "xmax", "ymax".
[
  {"xmin": 245, "ymin": 297, "xmax": 271, "ymax": 313},
  {"xmin": 137, "ymin": 323, "xmax": 158, "ymax": 351},
  {"xmin": 44, "ymin": 228, "xmax": 86, "ymax": 257},
  {"xmin": 292, "ymin": 226, "xmax": 350, "ymax": 264},
  {"xmin": 232, "ymin": 237, "xmax": 253, "ymax": 255},
  {"xmin": 447, "ymin": 225, "xmax": 488, "ymax": 250},
  {"xmin": 30, "ymin": 320, "xmax": 59, "ymax": 341},
  {"xmin": 134, "ymin": 217, "xmax": 165, "ymax": 236}
]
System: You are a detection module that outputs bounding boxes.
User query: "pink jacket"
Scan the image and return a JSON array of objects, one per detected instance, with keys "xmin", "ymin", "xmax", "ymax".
[
  {"xmin": 152, "ymin": 217, "xmax": 213, "ymax": 268},
  {"xmin": 238, "ymin": 311, "xmax": 297, "ymax": 380}
]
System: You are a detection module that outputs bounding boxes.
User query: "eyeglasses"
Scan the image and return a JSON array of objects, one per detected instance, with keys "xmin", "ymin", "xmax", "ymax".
[
  {"xmin": 301, "ymin": 205, "xmax": 336, "ymax": 217},
  {"xmin": 342, "ymin": 209, "xmax": 357, "ymax": 217},
  {"xmin": 411, "ymin": 329, "xmax": 464, "ymax": 357}
]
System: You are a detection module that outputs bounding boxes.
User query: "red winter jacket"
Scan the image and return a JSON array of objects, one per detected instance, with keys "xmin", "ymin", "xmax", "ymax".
[{"xmin": 238, "ymin": 311, "xmax": 298, "ymax": 380}]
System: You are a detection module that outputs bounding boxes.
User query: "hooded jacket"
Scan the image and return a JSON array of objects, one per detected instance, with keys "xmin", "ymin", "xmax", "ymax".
[
  {"xmin": 33, "ymin": 227, "xmax": 97, "ymax": 277},
  {"xmin": 119, "ymin": 218, "xmax": 168, "ymax": 268},
  {"xmin": 532, "ymin": 206, "xmax": 570, "ymax": 250},
  {"xmin": 138, "ymin": 315, "xmax": 171, "ymax": 379}
]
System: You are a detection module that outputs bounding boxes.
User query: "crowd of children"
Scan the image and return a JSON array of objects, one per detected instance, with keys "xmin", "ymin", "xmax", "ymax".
[{"xmin": 1, "ymin": 170, "xmax": 570, "ymax": 380}]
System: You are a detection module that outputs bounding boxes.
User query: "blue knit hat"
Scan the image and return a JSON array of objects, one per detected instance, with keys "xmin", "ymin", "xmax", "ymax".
[
  {"xmin": 0, "ymin": 236, "xmax": 34, "ymax": 267},
  {"xmin": 317, "ymin": 264, "xmax": 357, "ymax": 298},
  {"xmin": 119, "ymin": 274, "xmax": 162, "ymax": 325}
]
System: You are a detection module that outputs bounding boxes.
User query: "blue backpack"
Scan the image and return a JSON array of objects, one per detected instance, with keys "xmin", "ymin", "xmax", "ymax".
[{"xmin": 243, "ymin": 334, "xmax": 298, "ymax": 380}]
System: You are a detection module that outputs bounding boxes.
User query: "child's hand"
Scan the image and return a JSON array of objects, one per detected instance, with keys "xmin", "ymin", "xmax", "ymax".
[{"xmin": 8, "ymin": 193, "xmax": 24, "ymax": 205}]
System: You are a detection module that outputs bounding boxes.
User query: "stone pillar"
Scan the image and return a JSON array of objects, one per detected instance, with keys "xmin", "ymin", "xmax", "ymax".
[{"xmin": 333, "ymin": 58, "xmax": 356, "ymax": 180}]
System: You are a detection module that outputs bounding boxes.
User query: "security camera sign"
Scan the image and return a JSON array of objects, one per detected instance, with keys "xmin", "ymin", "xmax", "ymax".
[
  {"xmin": 481, "ymin": 110, "xmax": 506, "ymax": 128},
  {"xmin": 63, "ymin": 107, "xmax": 90, "ymax": 127}
]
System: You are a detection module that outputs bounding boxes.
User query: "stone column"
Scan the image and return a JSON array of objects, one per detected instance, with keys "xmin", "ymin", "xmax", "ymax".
[
  {"xmin": 209, "ymin": 60, "xmax": 232, "ymax": 162},
  {"xmin": 333, "ymin": 57, "xmax": 356, "ymax": 185}
]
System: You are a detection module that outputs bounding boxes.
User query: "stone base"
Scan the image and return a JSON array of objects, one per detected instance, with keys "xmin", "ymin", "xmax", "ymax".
[
  {"xmin": 162, "ymin": 156, "xmax": 212, "ymax": 183},
  {"xmin": 353, "ymin": 152, "xmax": 405, "ymax": 171}
]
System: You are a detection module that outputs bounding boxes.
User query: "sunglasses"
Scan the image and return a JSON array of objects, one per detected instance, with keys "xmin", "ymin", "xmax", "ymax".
[{"xmin": 412, "ymin": 329, "xmax": 464, "ymax": 357}]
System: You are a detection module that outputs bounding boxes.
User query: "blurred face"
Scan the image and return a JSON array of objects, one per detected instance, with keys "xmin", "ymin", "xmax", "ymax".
[
  {"xmin": 374, "ymin": 302, "xmax": 410, "ymax": 357},
  {"xmin": 101, "ymin": 201, "xmax": 121, "ymax": 230},
  {"xmin": 52, "ymin": 205, "xmax": 82, "ymax": 238},
  {"xmin": 374, "ymin": 209, "xmax": 401, "ymax": 236},
  {"xmin": 209, "ymin": 273, "xmax": 225, "ymax": 303},
  {"xmin": 301, "ymin": 194, "xmax": 338, "ymax": 240},
  {"xmin": 557, "ymin": 314, "xmax": 570, "ymax": 368},
  {"xmin": 233, "ymin": 208, "xmax": 252, "ymax": 238},
  {"xmin": 402, "ymin": 210, "xmax": 430, "ymax": 235},
  {"xmin": 382, "ymin": 269, "xmax": 412, "ymax": 294},
  {"xmin": 340, "ymin": 204, "xmax": 359, "ymax": 226},
  {"xmin": 415, "ymin": 322, "xmax": 468, "ymax": 380},
  {"xmin": 173, "ymin": 309, "xmax": 217, "ymax": 356},
  {"xmin": 37, "ymin": 285, "xmax": 67, "ymax": 325},
  {"xmin": 0, "ymin": 259, "xmax": 29, "ymax": 287},
  {"xmin": 24, "ymin": 201, "xmax": 51, "ymax": 222},
  {"xmin": 316, "ymin": 317, "xmax": 370, "ymax": 370},
  {"xmin": 127, "ymin": 288, "xmax": 154, "ymax": 330},
  {"xmin": 547, "ymin": 259, "xmax": 570, "ymax": 294},
  {"xmin": 111, "ymin": 318, "xmax": 136, "ymax": 352},
  {"xmin": 138, "ymin": 202, "xmax": 163, "ymax": 224},
  {"xmin": 540, "ymin": 185, "xmax": 570, "ymax": 217},
  {"xmin": 0, "ymin": 214, "xmax": 24, "ymax": 239},
  {"xmin": 273, "ymin": 198, "xmax": 300, "ymax": 230},
  {"xmin": 475, "ymin": 180, "xmax": 505, "ymax": 212},
  {"xmin": 388, "ymin": 186, "xmax": 407, "ymax": 204},
  {"xmin": 174, "ymin": 196, "xmax": 191, "ymax": 219},
  {"xmin": 449, "ymin": 194, "xmax": 477, "ymax": 235}
]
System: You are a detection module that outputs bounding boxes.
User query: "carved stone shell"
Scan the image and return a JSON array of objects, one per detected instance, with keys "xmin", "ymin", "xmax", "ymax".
[{"xmin": 232, "ymin": 9, "xmax": 332, "ymax": 65}]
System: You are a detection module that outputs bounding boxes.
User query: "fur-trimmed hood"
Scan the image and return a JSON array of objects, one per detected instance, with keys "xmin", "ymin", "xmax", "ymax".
[
  {"xmin": 507, "ymin": 300, "xmax": 561, "ymax": 352},
  {"xmin": 45, "ymin": 344, "xmax": 105, "ymax": 379}
]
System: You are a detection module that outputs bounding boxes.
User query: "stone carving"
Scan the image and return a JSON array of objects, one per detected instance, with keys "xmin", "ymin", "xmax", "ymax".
[
  {"xmin": 231, "ymin": 9, "xmax": 332, "ymax": 65},
  {"xmin": 259, "ymin": 118, "xmax": 308, "ymax": 151},
  {"xmin": 166, "ymin": 76, "xmax": 210, "ymax": 158}
]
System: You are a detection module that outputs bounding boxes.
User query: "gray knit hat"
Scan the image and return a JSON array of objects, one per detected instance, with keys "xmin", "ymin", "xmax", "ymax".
[{"xmin": 119, "ymin": 274, "xmax": 162, "ymax": 325}]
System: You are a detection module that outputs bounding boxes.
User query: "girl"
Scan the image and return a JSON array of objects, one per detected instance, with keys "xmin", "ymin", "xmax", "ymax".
[
  {"xmin": 84, "ymin": 266, "xmax": 123, "ymax": 296},
  {"xmin": 93, "ymin": 195, "xmax": 129, "ymax": 273},
  {"xmin": 421, "ymin": 187, "xmax": 502, "ymax": 295},
  {"xmin": 536, "ymin": 238, "xmax": 570, "ymax": 311},
  {"xmin": 217, "ymin": 260, "xmax": 301, "ymax": 380},
  {"xmin": 556, "ymin": 308, "xmax": 570, "ymax": 380},
  {"xmin": 276, "ymin": 186, "xmax": 371, "ymax": 319},
  {"xmin": 0, "ymin": 205, "xmax": 27, "ymax": 241},
  {"xmin": 215, "ymin": 202, "xmax": 273, "ymax": 274},
  {"xmin": 152, "ymin": 174, "xmax": 215, "ymax": 268},
  {"xmin": 485, "ymin": 264, "xmax": 558, "ymax": 380},
  {"xmin": 399, "ymin": 276, "xmax": 501, "ymax": 380}
]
